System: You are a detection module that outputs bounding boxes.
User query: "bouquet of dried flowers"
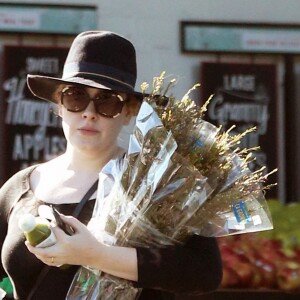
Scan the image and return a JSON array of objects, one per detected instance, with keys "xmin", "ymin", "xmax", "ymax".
[{"xmin": 66, "ymin": 72, "xmax": 275, "ymax": 300}]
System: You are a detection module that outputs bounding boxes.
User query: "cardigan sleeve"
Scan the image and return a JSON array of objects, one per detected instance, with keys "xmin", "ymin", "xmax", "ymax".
[
  {"xmin": 0, "ymin": 175, "xmax": 16, "ymax": 279},
  {"xmin": 0, "ymin": 166, "xmax": 36, "ymax": 280},
  {"xmin": 0, "ymin": 174, "xmax": 20, "ymax": 279},
  {"xmin": 135, "ymin": 235, "xmax": 223, "ymax": 294}
]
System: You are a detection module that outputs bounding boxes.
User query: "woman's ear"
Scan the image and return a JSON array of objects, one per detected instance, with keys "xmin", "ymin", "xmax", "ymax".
[
  {"xmin": 123, "ymin": 107, "xmax": 132, "ymax": 125},
  {"xmin": 123, "ymin": 96, "xmax": 141, "ymax": 125}
]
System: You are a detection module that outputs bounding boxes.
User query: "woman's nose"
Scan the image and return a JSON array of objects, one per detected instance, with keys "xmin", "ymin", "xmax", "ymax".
[{"xmin": 82, "ymin": 101, "xmax": 98, "ymax": 119}]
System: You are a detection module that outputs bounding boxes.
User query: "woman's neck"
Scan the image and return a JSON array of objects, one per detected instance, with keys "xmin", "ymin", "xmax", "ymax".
[
  {"xmin": 62, "ymin": 145, "xmax": 124, "ymax": 173},
  {"xmin": 30, "ymin": 146, "xmax": 125, "ymax": 204}
]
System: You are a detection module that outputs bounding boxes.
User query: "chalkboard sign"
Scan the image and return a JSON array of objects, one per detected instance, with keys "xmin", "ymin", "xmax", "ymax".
[
  {"xmin": 201, "ymin": 62, "xmax": 278, "ymax": 198},
  {"xmin": 2, "ymin": 45, "xmax": 69, "ymax": 183}
]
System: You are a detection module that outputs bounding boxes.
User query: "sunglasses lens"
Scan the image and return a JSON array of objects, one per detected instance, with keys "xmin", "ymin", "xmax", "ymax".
[
  {"xmin": 62, "ymin": 87, "xmax": 89, "ymax": 112},
  {"xmin": 94, "ymin": 93, "xmax": 124, "ymax": 117},
  {"xmin": 61, "ymin": 87, "xmax": 125, "ymax": 117}
]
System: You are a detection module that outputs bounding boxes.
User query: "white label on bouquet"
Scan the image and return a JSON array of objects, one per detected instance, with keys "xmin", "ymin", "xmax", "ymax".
[
  {"xmin": 36, "ymin": 230, "xmax": 56, "ymax": 248},
  {"xmin": 252, "ymin": 215, "xmax": 262, "ymax": 226}
]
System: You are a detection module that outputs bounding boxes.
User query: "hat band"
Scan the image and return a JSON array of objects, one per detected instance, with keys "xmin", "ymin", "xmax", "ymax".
[
  {"xmin": 63, "ymin": 62, "xmax": 136, "ymax": 88},
  {"xmin": 63, "ymin": 71, "xmax": 135, "ymax": 90}
]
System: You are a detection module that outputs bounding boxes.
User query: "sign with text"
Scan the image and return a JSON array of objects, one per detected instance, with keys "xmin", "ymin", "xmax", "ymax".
[
  {"xmin": 181, "ymin": 22, "xmax": 300, "ymax": 54},
  {"xmin": 0, "ymin": 4, "xmax": 97, "ymax": 34},
  {"xmin": 2, "ymin": 46, "xmax": 69, "ymax": 182},
  {"xmin": 201, "ymin": 62, "xmax": 278, "ymax": 198}
]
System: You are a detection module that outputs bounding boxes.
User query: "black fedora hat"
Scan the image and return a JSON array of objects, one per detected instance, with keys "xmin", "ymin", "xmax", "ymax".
[{"xmin": 27, "ymin": 31, "xmax": 144, "ymax": 103}]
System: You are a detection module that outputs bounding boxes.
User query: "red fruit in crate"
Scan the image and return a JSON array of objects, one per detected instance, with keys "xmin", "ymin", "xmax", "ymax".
[
  {"xmin": 220, "ymin": 244, "xmax": 250, "ymax": 265},
  {"xmin": 250, "ymin": 266, "xmax": 265, "ymax": 289},
  {"xmin": 293, "ymin": 247, "xmax": 300, "ymax": 260},
  {"xmin": 238, "ymin": 233, "xmax": 260, "ymax": 249},
  {"xmin": 277, "ymin": 261, "xmax": 300, "ymax": 291},
  {"xmin": 220, "ymin": 265, "xmax": 240, "ymax": 288},
  {"xmin": 233, "ymin": 238, "xmax": 257, "ymax": 260},
  {"xmin": 259, "ymin": 239, "xmax": 286, "ymax": 262},
  {"xmin": 261, "ymin": 239, "xmax": 282, "ymax": 249},
  {"xmin": 230, "ymin": 262, "xmax": 254, "ymax": 287},
  {"xmin": 217, "ymin": 236, "xmax": 236, "ymax": 247},
  {"xmin": 251, "ymin": 253, "xmax": 277, "ymax": 288}
]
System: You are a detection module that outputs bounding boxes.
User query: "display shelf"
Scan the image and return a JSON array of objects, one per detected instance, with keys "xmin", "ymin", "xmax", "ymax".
[{"xmin": 175, "ymin": 289, "xmax": 300, "ymax": 300}]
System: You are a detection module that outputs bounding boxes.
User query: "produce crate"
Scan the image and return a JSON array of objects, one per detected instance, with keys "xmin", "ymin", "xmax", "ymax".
[
  {"xmin": 176, "ymin": 289, "xmax": 300, "ymax": 300},
  {"xmin": 176, "ymin": 200, "xmax": 300, "ymax": 299}
]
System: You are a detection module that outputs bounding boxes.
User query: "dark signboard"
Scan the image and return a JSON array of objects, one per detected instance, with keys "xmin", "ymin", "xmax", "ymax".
[
  {"xmin": 2, "ymin": 45, "xmax": 69, "ymax": 183},
  {"xmin": 201, "ymin": 62, "xmax": 278, "ymax": 198}
]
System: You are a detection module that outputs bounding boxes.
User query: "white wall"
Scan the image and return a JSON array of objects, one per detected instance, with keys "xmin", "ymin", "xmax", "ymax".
[
  {"xmin": 1, "ymin": 0, "xmax": 298, "ymax": 199},
  {"xmin": 1, "ymin": 0, "xmax": 300, "ymax": 98}
]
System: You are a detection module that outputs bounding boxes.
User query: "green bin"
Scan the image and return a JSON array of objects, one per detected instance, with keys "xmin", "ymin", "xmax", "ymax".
[{"xmin": 0, "ymin": 277, "xmax": 13, "ymax": 298}]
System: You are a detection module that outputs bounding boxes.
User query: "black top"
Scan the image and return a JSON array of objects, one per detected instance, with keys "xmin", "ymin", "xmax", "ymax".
[{"xmin": 0, "ymin": 166, "xmax": 222, "ymax": 299}]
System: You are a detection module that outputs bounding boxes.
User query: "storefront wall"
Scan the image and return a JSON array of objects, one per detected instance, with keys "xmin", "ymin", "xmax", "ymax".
[
  {"xmin": 0, "ymin": 0, "xmax": 298, "ymax": 95},
  {"xmin": 0, "ymin": 0, "xmax": 299, "ymax": 202}
]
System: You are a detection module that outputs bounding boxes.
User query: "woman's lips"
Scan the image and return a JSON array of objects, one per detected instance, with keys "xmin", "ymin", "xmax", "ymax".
[{"xmin": 78, "ymin": 127, "xmax": 99, "ymax": 135}]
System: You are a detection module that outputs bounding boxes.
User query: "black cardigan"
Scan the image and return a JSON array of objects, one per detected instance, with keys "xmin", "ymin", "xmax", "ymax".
[{"xmin": 0, "ymin": 166, "xmax": 222, "ymax": 299}]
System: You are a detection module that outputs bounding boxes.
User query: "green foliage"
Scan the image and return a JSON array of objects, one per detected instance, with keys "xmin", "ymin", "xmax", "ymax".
[{"xmin": 260, "ymin": 199, "xmax": 300, "ymax": 248}]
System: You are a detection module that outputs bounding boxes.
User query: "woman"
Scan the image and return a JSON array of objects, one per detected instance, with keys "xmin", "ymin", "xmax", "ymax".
[{"xmin": 0, "ymin": 31, "xmax": 222, "ymax": 299}]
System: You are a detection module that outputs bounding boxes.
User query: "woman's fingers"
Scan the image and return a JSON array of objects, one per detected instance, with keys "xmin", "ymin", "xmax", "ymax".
[
  {"xmin": 25, "ymin": 241, "xmax": 56, "ymax": 265},
  {"xmin": 25, "ymin": 239, "xmax": 69, "ymax": 267},
  {"xmin": 24, "ymin": 215, "xmax": 98, "ymax": 266},
  {"xmin": 25, "ymin": 240, "xmax": 56, "ymax": 256},
  {"xmin": 52, "ymin": 214, "xmax": 86, "ymax": 233},
  {"xmin": 50, "ymin": 214, "xmax": 83, "ymax": 237}
]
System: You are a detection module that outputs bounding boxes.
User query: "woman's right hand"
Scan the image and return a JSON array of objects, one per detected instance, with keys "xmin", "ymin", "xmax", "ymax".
[
  {"xmin": 25, "ymin": 214, "xmax": 102, "ymax": 267},
  {"xmin": 25, "ymin": 215, "xmax": 138, "ymax": 281}
]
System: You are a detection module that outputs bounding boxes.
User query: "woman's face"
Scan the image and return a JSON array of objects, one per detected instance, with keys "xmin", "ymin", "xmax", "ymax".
[{"xmin": 58, "ymin": 86, "xmax": 131, "ymax": 157}]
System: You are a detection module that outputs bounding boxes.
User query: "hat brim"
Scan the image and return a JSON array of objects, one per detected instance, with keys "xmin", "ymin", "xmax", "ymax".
[{"xmin": 27, "ymin": 74, "xmax": 145, "ymax": 104}]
